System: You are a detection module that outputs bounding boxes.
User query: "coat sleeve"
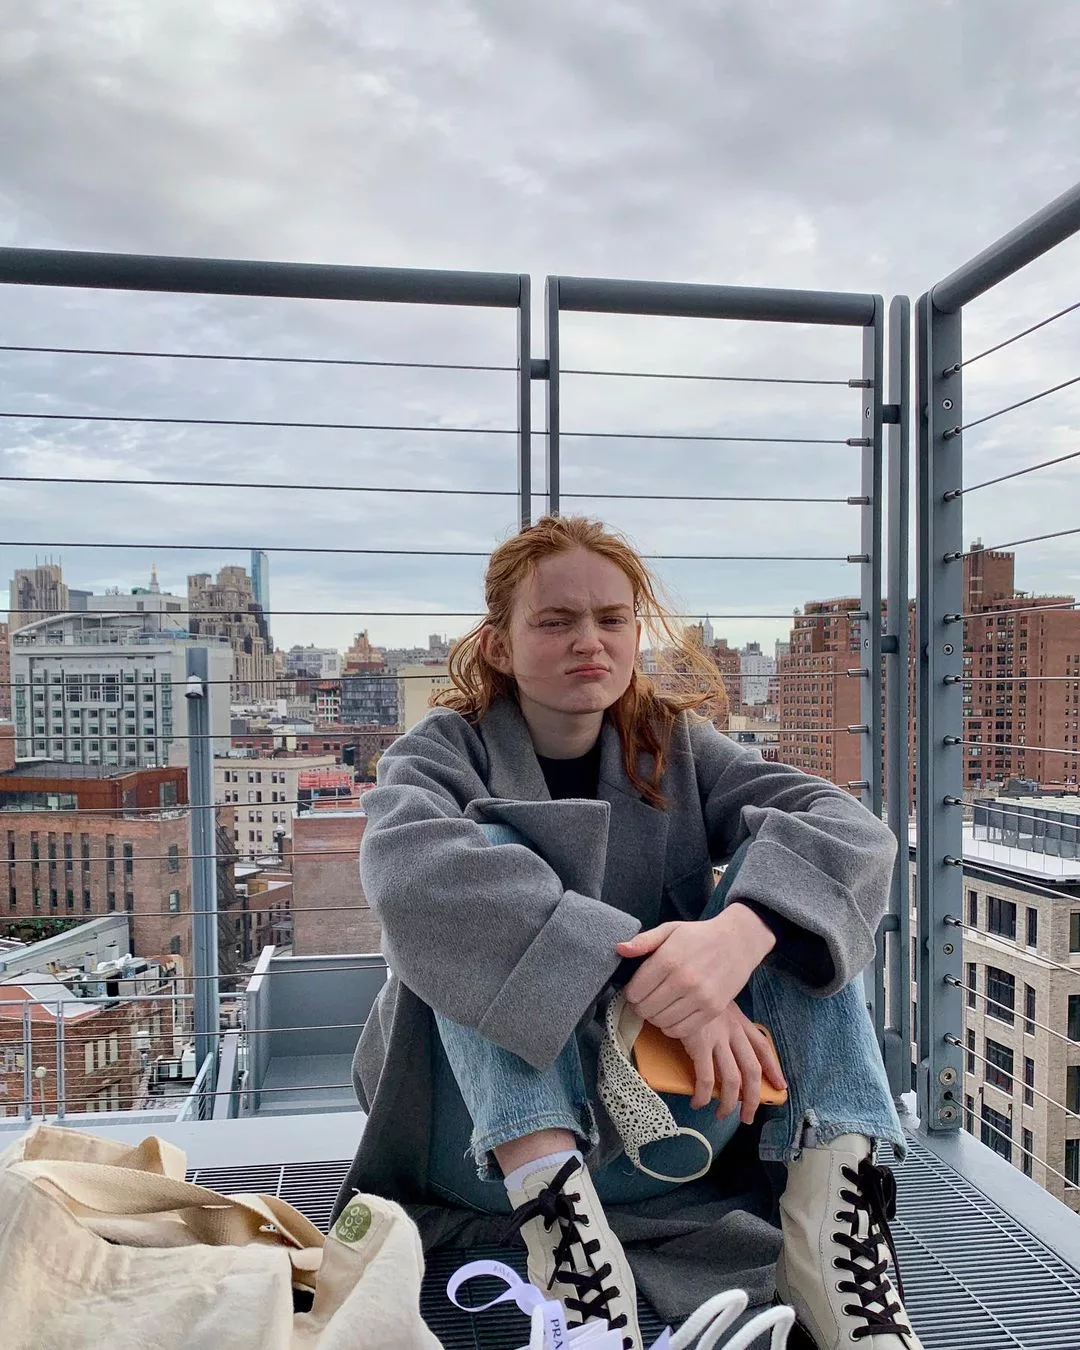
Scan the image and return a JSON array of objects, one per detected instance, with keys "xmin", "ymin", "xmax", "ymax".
[
  {"xmin": 358, "ymin": 711, "xmax": 641, "ymax": 1070},
  {"xmin": 687, "ymin": 718, "xmax": 897, "ymax": 994}
]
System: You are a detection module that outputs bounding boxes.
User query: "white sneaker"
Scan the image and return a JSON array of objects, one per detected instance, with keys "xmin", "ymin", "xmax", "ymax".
[
  {"xmin": 776, "ymin": 1134, "xmax": 922, "ymax": 1349},
  {"xmin": 505, "ymin": 1155, "xmax": 642, "ymax": 1350}
]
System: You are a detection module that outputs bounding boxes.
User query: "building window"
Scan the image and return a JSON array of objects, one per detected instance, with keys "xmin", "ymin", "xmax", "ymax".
[
  {"xmin": 1022, "ymin": 1129, "xmax": 1034, "ymax": 1178},
  {"xmin": 966, "ymin": 1029, "xmax": 975, "ymax": 1074},
  {"xmin": 964, "ymin": 1094, "xmax": 975, "ymax": 1134},
  {"xmin": 124, "ymin": 893, "xmax": 134, "ymax": 913},
  {"xmin": 1023, "ymin": 1056, "xmax": 1035, "ymax": 1107},
  {"xmin": 1067, "ymin": 1140, "xmax": 1080, "ymax": 1189},
  {"xmin": 1068, "ymin": 1065, "xmax": 1080, "ymax": 1115},
  {"xmin": 49, "ymin": 888, "xmax": 57, "ymax": 911},
  {"xmin": 1025, "ymin": 907, "xmax": 1038, "ymax": 947},
  {"xmin": 987, "ymin": 896, "xmax": 1017, "ymax": 940},
  {"xmin": 1070, "ymin": 912, "xmax": 1080, "ymax": 953},
  {"xmin": 123, "ymin": 843, "xmax": 133, "ymax": 877},
  {"xmin": 168, "ymin": 891, "xmax": 180, "ymax": 914},
  {"xmin": 167, "ymin": 845, "xmax": 180, "ymax": 873},
  {"xmin": 986, "ymin": 966, "xmax": 1016, "ymax": 1025},
  {"xmin": 980, "ymin": 1103, "xmax": 1012, "ymax": 1162},
  {"xmin": 1069, "ymin": 995, "xmax": 1080, "ymax": 1043},
  {"xmin": 1024, "ymin": 984, "xmax": 1036, "ymax": 1036},
  {"xmin": 967, "ymin": 889, "xmax": 978, "ymax": 927},
  {"xmin": 967, "ymin": 962, "xmax": 978, "ymax": 1009},
  {"xmin": 65, "ymin": 889, "xmax": 74, "ymax": 911},
  {"xmin": 82, "ymin": 889, "xmax": 91, "ymax": 911},
  {"xmin": 107, "ymin": 892, "xmax": 116, "ymax": 912},
  {"xmin": 985, "ymin": 1038, "xmax": 1014, "ymax": 1092},
  {"xmin": 169, "ymin": 935, "xmax": 181, "ymax": 955}
]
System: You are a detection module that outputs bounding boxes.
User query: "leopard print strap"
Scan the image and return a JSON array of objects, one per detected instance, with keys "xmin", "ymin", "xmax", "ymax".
[{"xmin": 597, "ymin": 991, "xmax": 714, "ymax": 1185}]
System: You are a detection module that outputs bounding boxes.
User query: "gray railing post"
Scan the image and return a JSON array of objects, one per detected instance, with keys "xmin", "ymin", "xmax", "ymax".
[
  {"xmin": 545, "ymin": 277, "xmax": 561, "ymax": 516},
  {"xmin": 517, "ymin": 274, "xmax": 533, "ymax": 528},
  {"xmin": 55, "ymin": 999, "xmax": 66, "ymax": 1119},
  {"xmin": 187, "ymin": 646, "xmax": 219, "ymax": 1090},
  {"xmin": 914, "ymin": 292, "xmax": 964, "ymax": 1133},
  {"xmin": 856, "ymin": 297, "xmax": 885, "ymax": 827},
  {"xmin": 883, "ymin": 295, "xmax": 912, "ymax": 1102},
  {"xmin": 21, "ymin": 1003, "xmax": 33, "ymax": 1123}
]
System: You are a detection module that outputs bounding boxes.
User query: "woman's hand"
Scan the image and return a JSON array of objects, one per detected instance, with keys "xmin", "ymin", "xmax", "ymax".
[
  {"xmin": 679, "ymin": 1005, "xmax": 787, "ymax": 1121},
  {"xmin": 616, "ymin": 904, "xmax": 777, "ymax": 1039}
]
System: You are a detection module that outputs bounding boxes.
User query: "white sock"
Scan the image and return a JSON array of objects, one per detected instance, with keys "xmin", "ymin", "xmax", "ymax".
[{"xmin": 503, "ymin": 1149, "xmax": 582, "ymax": 1194}]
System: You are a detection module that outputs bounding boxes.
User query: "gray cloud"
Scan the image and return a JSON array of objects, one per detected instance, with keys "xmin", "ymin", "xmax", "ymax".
[{"xmin": 0, "ymin": 0, "xmax": 1077, "ymax": 655}]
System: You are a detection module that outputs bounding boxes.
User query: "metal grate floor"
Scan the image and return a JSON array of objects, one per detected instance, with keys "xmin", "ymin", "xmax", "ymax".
[{"xmin": 190, "ymin": 1135, "xmax": 1080, "ymax": 1349}]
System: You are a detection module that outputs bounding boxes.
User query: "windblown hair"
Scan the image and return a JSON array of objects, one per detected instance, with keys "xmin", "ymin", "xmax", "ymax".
[{"xmin": 432, "ymin": 516, "xmax": 729, "ymax": 808}]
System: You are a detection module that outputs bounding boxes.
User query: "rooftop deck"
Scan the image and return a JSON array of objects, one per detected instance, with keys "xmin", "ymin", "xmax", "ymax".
[{"xmin": 2, "ymin": 182, "xmax": 1080, "ymax": 1346}]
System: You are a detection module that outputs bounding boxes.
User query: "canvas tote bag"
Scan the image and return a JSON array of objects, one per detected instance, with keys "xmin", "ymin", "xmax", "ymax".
[{"xmin": 0, "ymin": 1124, "xmax": 443, "ymax": 1350}]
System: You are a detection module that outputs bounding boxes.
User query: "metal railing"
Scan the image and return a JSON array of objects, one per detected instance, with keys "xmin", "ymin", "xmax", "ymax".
[
  {"xmin": 1, "ymin": 199, "xmax": 1078, "ymax": 1202},
  {"xmin": 915, "ymin": 180, "xmax": 1080, "ymax": 1201}
]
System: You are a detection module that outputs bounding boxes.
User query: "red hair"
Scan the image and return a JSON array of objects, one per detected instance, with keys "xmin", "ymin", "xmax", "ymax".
[{"xmin": 433, "ymin": 516, "xmax": 728, "ymax": 808}]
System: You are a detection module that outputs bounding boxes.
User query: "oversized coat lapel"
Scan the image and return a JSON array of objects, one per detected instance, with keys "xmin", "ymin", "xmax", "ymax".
[
  {"xmin": 476, "ymin": 697, "xmax": 668, "ymax": 927},
  {"xmin": 595, "ymin": 717, "xmax": 669, "ymax": 927}
]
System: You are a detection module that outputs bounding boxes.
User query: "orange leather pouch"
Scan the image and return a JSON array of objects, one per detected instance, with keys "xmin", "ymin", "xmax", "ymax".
[{"xmin": 632, "ymin": 1018, "xmax": 788, "ymax": 1105}]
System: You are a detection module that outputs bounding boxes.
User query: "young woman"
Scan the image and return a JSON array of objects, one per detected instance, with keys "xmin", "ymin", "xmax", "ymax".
[{"xmin": 333, "ymin": 516, "xmax": 922, "ymax": 1350}]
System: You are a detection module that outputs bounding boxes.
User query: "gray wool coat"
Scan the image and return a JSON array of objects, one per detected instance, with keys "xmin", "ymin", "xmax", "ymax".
[{"xmin": 333, "ymin": 697, "xmax": 898, "ymax": 1319}]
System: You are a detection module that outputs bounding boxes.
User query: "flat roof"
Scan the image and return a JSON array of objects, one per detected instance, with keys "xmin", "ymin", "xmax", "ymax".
[{"xmin": 0, "ymin": 761, "xmax": 174, "ymax": 782}]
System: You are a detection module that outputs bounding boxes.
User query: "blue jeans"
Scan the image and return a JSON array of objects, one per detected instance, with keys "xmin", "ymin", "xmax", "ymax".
[{"xmin": 427, "ymin": 825, "xmax": 904, "ymax": 1214}]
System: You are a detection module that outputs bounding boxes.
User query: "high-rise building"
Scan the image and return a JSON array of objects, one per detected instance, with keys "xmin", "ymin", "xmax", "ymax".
[
  {"xmin": 188, "ymin": 566, "xmax": 275, "ymax": 701},
  {"xmin": 9, "ymin": 614, "xmax": 232, "ymax": 768},
  {"xmin": 216, "ymin": 753, "xmax": 338, "ymax": 861},
  {"xmin": 740, "ymin": 641, "xmax": 776, "ymax": 707},
  {"xmin": 708, "ymin": 639, "xmax": 742, "ymax": 725},
  {"xmin": 397, "ymin": 662, "xmax": 451, "ymax": 731},
  {"xmin": 907, "ymin": 793, "xmax": 1080, "ymax": 1211},
  {"xmin": 284, "ymin": 646, "xmax": 342, "ymax": 679},
  {"xmin": 778, "ymin": 598, "xmax": 864, "ymax": 789},
  {"xmin": 960, "ymin": 543, "xmax": 1080, "ymax": 790},
  {"xmin": 341, "ymin": 670, "xmax": 399, "ymax": 727},
  {"xmin": 250, "ymin": 551, "xmax": 270, "ymax": 643},
  {"xmin": 9, "ymin": 563, "xmax": 68, "ymax": 633}
]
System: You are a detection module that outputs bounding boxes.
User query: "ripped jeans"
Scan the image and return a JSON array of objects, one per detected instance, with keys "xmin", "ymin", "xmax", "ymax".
[{"xmin": 428, "ymin": 826, "xmax": 903, "ymax": 1213}]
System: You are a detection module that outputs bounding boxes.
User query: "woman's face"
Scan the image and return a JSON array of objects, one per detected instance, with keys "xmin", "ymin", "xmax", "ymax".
[{"xmin": 485, "ymin": 547, "xmax": 641, "ymax": 721}]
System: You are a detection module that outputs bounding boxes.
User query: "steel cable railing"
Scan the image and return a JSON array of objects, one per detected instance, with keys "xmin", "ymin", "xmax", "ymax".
[
  {"xmin": 916, "ymin": 180, "xmax": 1080, "ymax": 1170},
  {"xmin": 0, "ymin": 248, "xmax": 897, "ymax": 1138}
]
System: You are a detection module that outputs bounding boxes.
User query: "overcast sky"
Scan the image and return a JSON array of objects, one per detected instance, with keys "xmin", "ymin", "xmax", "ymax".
[{"xmin": 1, "ymin": 0, "xmax": 1078, "ymax": 660}]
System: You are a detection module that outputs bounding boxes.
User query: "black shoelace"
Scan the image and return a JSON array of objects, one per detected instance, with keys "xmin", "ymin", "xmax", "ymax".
[
  {"xmin": 506, "ymin": 1159, "xmax": 632, "ymax": 1347},
  {"xmin": 832, "ymin": 1158, "xmax": 916, "ymax": 1345}
]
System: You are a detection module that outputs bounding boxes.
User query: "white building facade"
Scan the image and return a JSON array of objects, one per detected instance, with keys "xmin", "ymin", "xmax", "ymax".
[{"xmin": 10, "ymin": 614, "xmax": 233, "ymax": 768}]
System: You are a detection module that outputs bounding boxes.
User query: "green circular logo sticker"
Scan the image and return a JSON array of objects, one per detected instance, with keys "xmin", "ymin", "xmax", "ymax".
[{"xmin": 333, "ymin": 1202, "xmax": 372, "ymax": 1244}]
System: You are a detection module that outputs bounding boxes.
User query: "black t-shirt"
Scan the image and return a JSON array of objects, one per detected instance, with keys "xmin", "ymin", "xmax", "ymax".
[{"xmin": 536, "ymin": 739, "xmax": 603, "ymax": 801}]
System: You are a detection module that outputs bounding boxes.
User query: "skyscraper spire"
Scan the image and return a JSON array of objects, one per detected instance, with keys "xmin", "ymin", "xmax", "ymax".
[{"xmin": 149, "ymin": 565, "xmax": 160, "ymax": 595}]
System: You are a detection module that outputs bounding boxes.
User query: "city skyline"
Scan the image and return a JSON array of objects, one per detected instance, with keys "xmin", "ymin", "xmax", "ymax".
[{"xmin": 0, "ymin": 7, "xmax": 1078, "ymax": 661}]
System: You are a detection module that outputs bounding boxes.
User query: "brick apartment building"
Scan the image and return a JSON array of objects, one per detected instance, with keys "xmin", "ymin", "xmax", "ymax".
[
  {"xmin": 0, "ymin": 964, "xmax": 178, "ymax": 1119},
  {"xmin": 961, "ymin": 544, "xmax": 1080, "ymax": 791},
  {"xmin": 777, "ymin": 598, "xmax": 865, "ymax": 790},
  {"xmin": 0, "ymin": 763, "xmax": 220, "ymax": 975},
  {"xmin": 288, "ymin": 810, "xmax": 380, "ymax": 957},
  {"xmin": 774, "ymin": 544, "xmax": 1080, "ymax": 803}
]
